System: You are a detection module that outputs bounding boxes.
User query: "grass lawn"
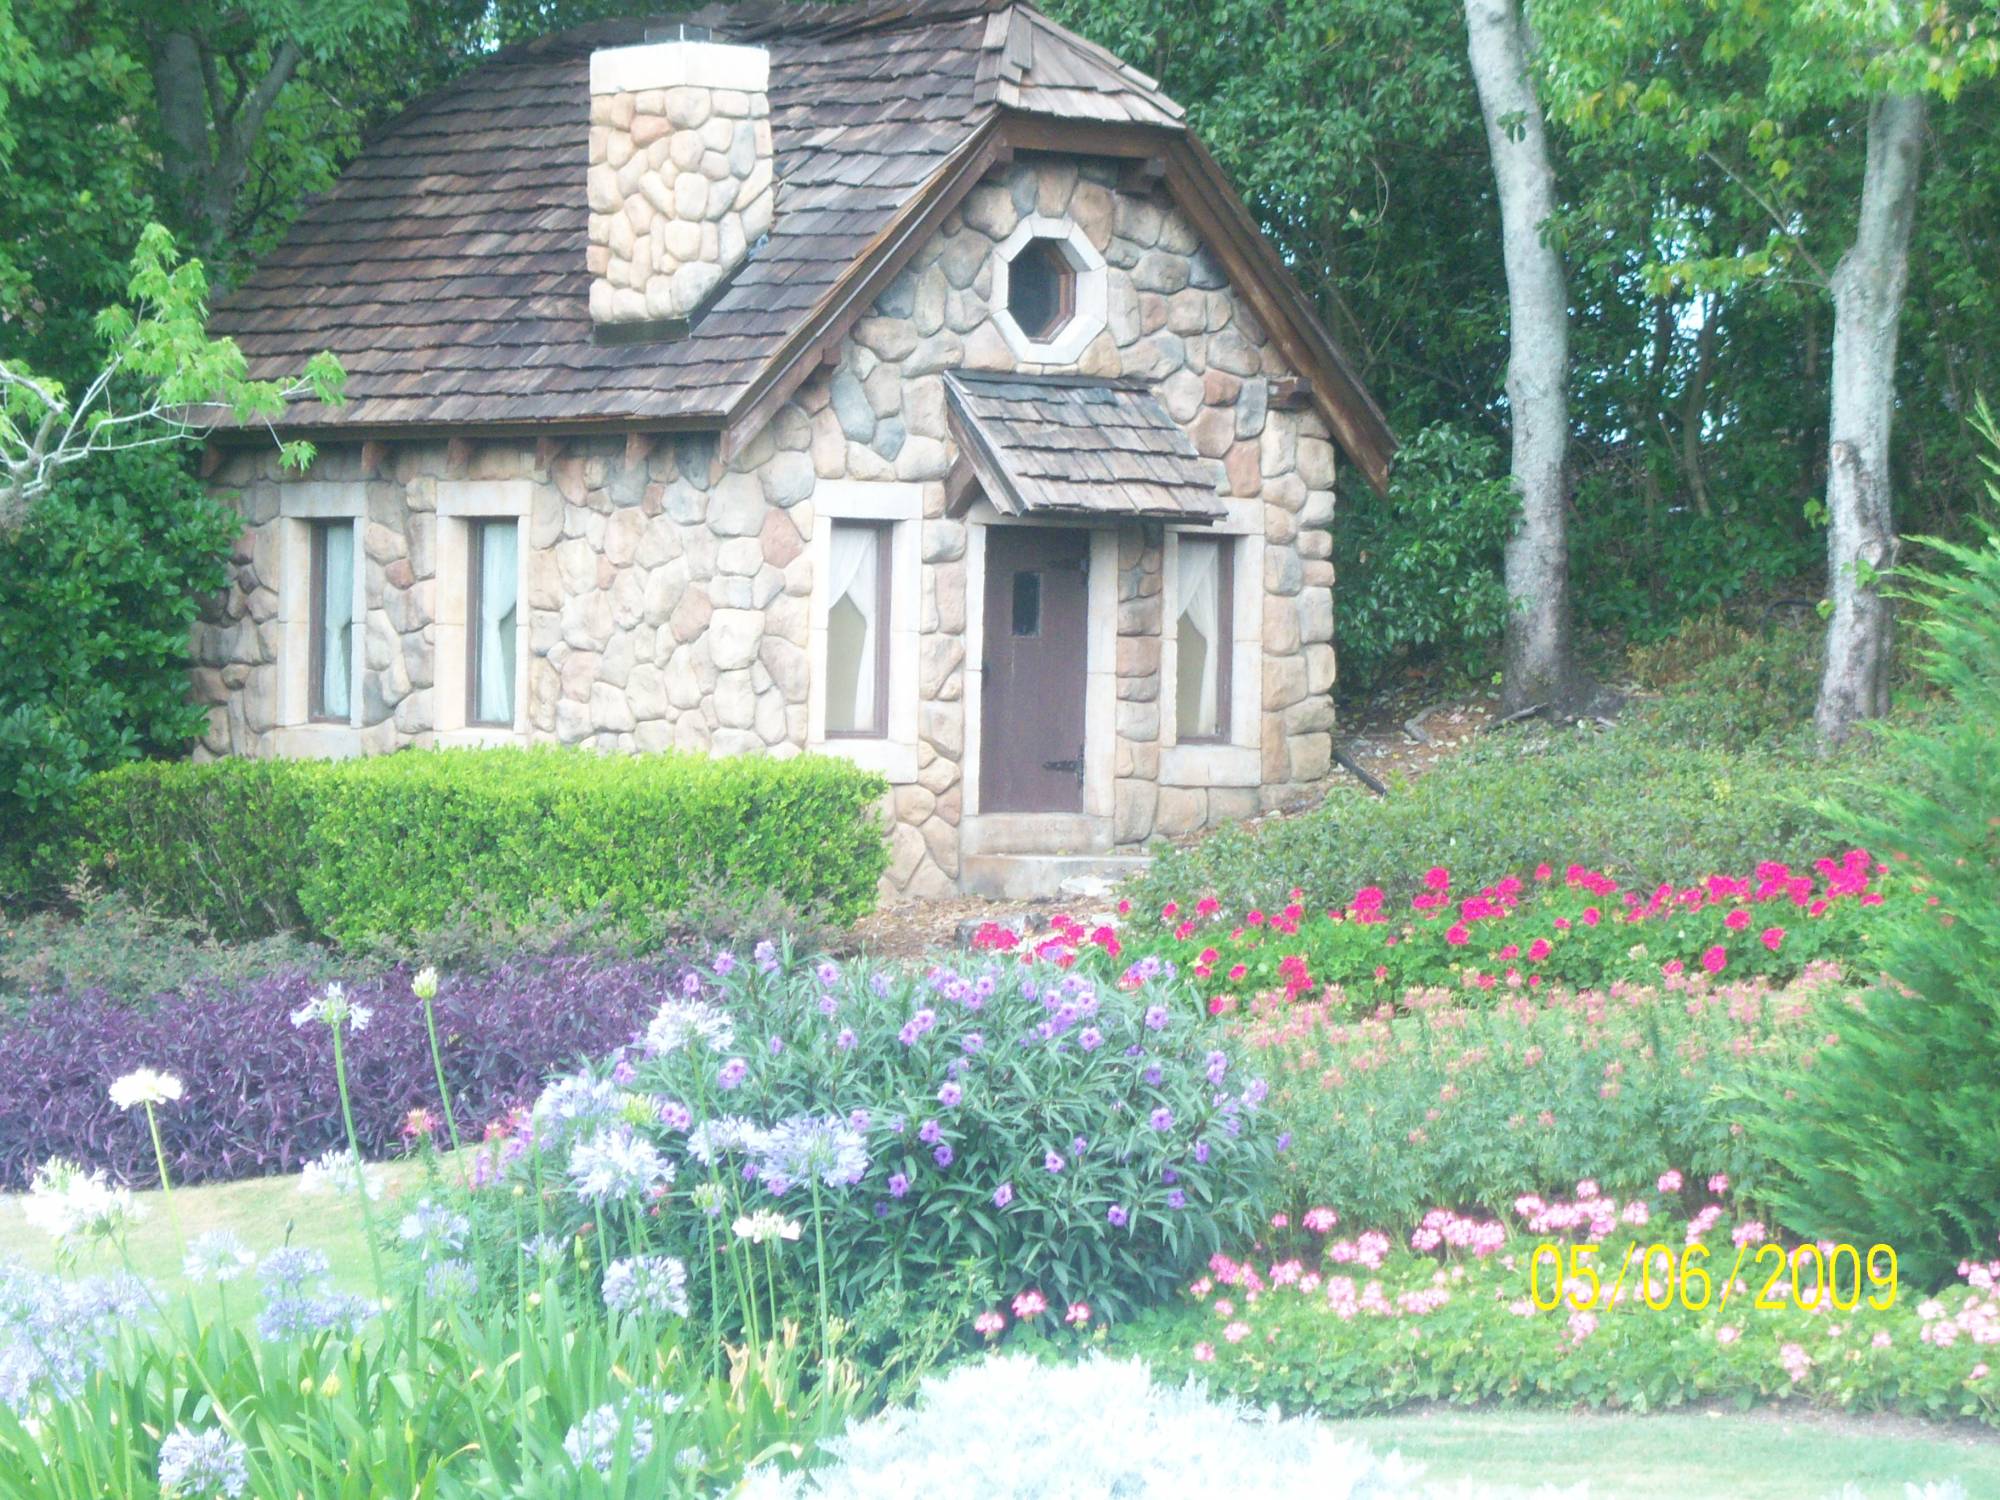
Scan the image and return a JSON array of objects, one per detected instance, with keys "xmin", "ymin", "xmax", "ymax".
[
  {"xmin": 1342, "ymin": 1408, "xmax": 2000, "ymax": 1498},
  {"xmin": 0, "ymin": 1156, "xmax": 437, "ymax": 1296},
  {"xmin": 4, "ymin": 1171, "xmax": 1997, "ymax": 1498}
]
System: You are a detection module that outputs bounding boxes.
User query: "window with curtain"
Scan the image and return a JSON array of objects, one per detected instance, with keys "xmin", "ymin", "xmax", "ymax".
[
  {"xmin": 470, "ymin": 519, "xmax": 519, "ymax": 726},
  {"xmin": 309, "ymin": 520, "xmax": 355, "ymax": 722},
  {"xmin": 1175, "ymin": 535, "xmax": 1232, "ymax": 741},
  {"xmin": 825, "ymin": 520, "xmax": 891, "ymax": 735}
]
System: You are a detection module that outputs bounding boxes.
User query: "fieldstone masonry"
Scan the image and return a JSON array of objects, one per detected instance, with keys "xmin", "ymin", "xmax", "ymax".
[
  {"xmin": 196, "ymin": 157, "xmax": 1341, "ymax": 901},
  {"xmin": 588, "ymin": 41, "xmax": 776, "ymax": 326}
]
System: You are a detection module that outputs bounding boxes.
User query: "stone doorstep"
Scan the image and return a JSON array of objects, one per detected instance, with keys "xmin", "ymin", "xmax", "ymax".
[
  {"xmin": 960, "ymin": 812, "xmax": 1111, "ymax": 857},
  {"xmin": 959, "ymin": 851, "xmax": 1151, "ymax": 901}
]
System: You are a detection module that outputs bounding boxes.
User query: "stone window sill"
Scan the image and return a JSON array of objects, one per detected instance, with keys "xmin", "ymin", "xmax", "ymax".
[
  {"xmin": 811, "ymin": 737, "xmax": 918, "ymax": 785},
  {"xmin": 1159, "ymin": 743, "xmax": 1260, "ymax": 789}
]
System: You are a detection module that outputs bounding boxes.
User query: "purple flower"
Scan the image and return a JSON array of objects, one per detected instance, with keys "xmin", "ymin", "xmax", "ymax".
[
  {"xmin": 836, "ymin": 1028, "xmax": 857, "ymax": 1051},
  {"xmin": 1241, "ymin": 1078, "xmax": 1269, "ymax": 1107},
  {"xmin": 815, "ymin": 960, "xmax": 839, "ymax": 987},
  {"xmin": 933, "ymin": 1144, "xmax": 954, "ymax": 1168},
  {"xmin": 1148, "ymin": 1107, "xmax": 1173, "ymax": 1132},
  {"xmin": 712, "ymin": 951, "xmax": 738, "ymax": 977},
  {"xmin": 1144, "ymin": 1005, "xmax": 1169, "ymax": 1031},
  {"xmin": 961, "ymin": 1033, "xmax": 984, "ymax": 1054},
  {"xmin": 1044, "ymin": 1151, "xmax": 1064, "ymax": 1173},
  {"xmin": 1205, "ymin": 1050, "xmax": 1229, "ymax": 1086},
  {"xmin": 754, "ymin": 939, "xmax": 779, "ymax": 973},
  {"xmin": 611, "ymin": 1059, "xmax": 636, "ymax": 1084},
  {"xmin": 847, "ymin": 1109, "xmax": 871, "ymax": 1132},
  {"xmin": 1079, "ymin": 1027, "xmax": 1103, "ymax": 1052},
  {"xmin": 657, "ymin": 1099, "xmax": 692, "ymax": 1131},
  {"xmin": 1167, "ymin": 1189, "xmax": 1187, "ymax": 1210},
  {"xmin": 768, "ymin": 1036, "xmax": 785, "ymax": 1057},
  {"xmin": 1193, "ymin": 1139, "xmax": 1210, "ymax": 1165},
  {"xmin": 888, "ymin": 1172, "xmax": 910, "ymax": 1198},
  {"xmin": 1071, "ymin": 1135, "xmax": 1088, "ymax": 1156},
  {"xmin": 937, "ymin": 1081, "xmax": 963, "ymax": 1108},
  {"xmin": 919, "ymin": 1118, "xmax": 943, "ymax": 1145},
  {"xmin": 1276, "ymin": 1131, "xmax": 1292, "ymax": 1153},
  {"xmin": 870, "ymin": 973, "xmax": 893, "ymax": 998},
  {"xmin": 817, "ymin": 994, "xmax": 838, "ymax": 1017},
  {"xmin": 1143, "ymin": 1065, "xmax": 1164, "ymax": 1087},
  {"xmin": 718, "ymin": 1058, "xmax": 748, "ymax": 1091},
  {"xmin": 680, "ymin": 972, "xmax": 703, "ymax": 998},
  {"xmin": 993, "ymin": 1182, "xmax": 1013, "ymax": 1208},
  {"xmin": 1106, "ymin": 1204, "xmax": 1129, "ymax": 1227},
  {"xmin": 1161, "ymin": 1166, "xmax": 1179, "ymax": 1185}
]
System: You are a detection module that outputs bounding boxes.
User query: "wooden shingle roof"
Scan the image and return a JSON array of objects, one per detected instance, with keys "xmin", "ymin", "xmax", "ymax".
[
  {"xmin": 211, "ymin": 0, "xmax": 1398, "ymax": 489},
  {"xmin": 943, "ymin": 371, "xmax": 1225, "ymax": 521}
]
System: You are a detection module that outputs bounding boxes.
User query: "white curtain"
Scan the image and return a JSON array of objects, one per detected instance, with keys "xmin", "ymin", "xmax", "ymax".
[
  {"xmin": 825, "ymin": 523, "xmax": 879, "ymax": 731},
  {"xmin": 319, "ymin": 522, "xmax": 355, "ymax": 720},
  {"xmin": 1177, "ymin": 536, "xmax": 1221, "ymax": 738},
  {"xmin": 475, "ymin": 521, "xmax": 519, "ymax": 725}
]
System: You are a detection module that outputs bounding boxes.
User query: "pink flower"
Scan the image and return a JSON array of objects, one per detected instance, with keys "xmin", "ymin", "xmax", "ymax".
[
  {"xmin": 973, "ymin": 1310, "xmax": 1006, "ymax": 1336},
  {"xmin": 1872, "ymin": 1331, "xmax": 1893, "ymax": 1349},
  {"xmin": 1192, "ymin": 1341, "xmax": 1216, "ymax": 1362},
  {"xmin": 1445, "ymin": 923, "xmax": 1470, "ymax": 947},
  {"xmin": 1657, "ymin": 1169, "xmax": 1684, "ymax": 1193},
  {"xmin": 1761, "ymin": 926, "xmax": 1786, "ymax": 952},
  {"xmin": 1011, "ymin": 1289, "xmax": 1047, "ymax": 1320},
  {"xmin": 1724, "ymin": 909, "xmax": 1751, "ymax": 932},
  {"xmin": 1707, "ymin": 1173, "xmax": 1730, "ymax": 1194},
  {"xmin": 1270, "ymin": 1213, "xmax": 1290, "ymax": 1230},
  {"xmin": 1304, "ymin": 1206, "xmax": 1338, "ymax": 1233},
  {"xmin": 1065, "ymin": 1301, "xmax": 1091, "ymax": 1327},
  {"xmin": 1424, "ymin": 866, "xmax": 1450, "ymax": 892},
  {"xmin": 1731, "ymin": 1221, "xmax": 1766, "ymax": 1248},
  {"xmin": 1527, "ymin": 938, "xmax": 1552, "ymax": 962},
  {"xmin": 1716, "ymin": 1325, "xmax": 1741, "ymax": 1345},
  {"xmin": 1223, "ymin": 1321, "xmax": 1252, "ymax": 1344},
  {"xmin": 1701, "ymin": 945, "xmax": 1728, "ymax": 975},
  {"xmin": 1567, "ymin": 1310, "xmax": 1598, "ymax": 1343}
]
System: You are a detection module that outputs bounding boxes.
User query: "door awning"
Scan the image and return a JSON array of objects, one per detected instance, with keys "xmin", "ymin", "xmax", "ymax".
[{"xmin": 943, "ymin": 371, "xmax": 1227, "ymax": 522}]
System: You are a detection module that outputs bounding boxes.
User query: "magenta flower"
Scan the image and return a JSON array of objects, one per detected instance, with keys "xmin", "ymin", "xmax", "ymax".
[
  {"xmin": 717, "ymin": 1058, "xmax": 748, "ymax": 1091},
  {"xmin": 1011, "ymin": 1288, "xmax": 1047, "ymax": 1320},
  {"xmin": 993, "ymin": 1182, "xmax": 1014, "ymax": 1208},
  {"xmin": 887, "ymin": 1172, "xmax": 910, "ymax": 1198},
  {"xmin": 1044, "ymin": 1151, "xmax": 1064, "ymax": 1173}
]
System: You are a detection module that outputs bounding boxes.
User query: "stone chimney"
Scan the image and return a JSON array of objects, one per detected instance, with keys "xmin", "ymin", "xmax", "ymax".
[{"xmin": 587, "ymin": 31, "xmax": 775, "ymax": 333}]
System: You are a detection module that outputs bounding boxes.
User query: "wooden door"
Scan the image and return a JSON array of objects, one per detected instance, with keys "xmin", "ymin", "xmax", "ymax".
[{"xmin": 980, "ymin": 526, "xmax": 1090, "ymax": 813}]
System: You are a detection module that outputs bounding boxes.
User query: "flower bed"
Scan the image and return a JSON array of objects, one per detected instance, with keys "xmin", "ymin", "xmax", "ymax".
[
  {"xmin": 984, "ymin": 851, "xmax": 1894, "ymax": 1015},
  {"xmin": 1243, "ymin": 964, "xmax": 1842, "ymax": 1229},
  {"xmin": 0, "ymin": 956, "xmax": 689, "ymax": 1188},
  {"xmin": 1109, "ymin": 1193, "xmax": 2000, "ymax": 1429}
]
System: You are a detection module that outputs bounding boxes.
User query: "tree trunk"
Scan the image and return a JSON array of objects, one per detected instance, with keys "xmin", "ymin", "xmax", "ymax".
[
  {"xmin": 1465, "ymin": 0, "xmax": 1574, "ymax": 714},
  {"xmin": 1816, "ymin": 90, "xmax": 1927, "ymax": 747}
]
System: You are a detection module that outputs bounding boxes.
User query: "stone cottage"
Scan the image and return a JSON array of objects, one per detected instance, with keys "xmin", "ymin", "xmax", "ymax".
[{"xmin": 195, "ymin": 0, "xmax": 1397, "ymax": 899}]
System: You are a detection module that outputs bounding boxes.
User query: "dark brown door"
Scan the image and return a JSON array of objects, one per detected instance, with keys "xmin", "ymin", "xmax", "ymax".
[{"xmin": 981, "ymin": 526, "xmax": 1089, "ymax": 812}]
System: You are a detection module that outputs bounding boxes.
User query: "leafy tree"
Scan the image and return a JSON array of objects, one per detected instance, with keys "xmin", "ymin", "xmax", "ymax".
[{"xmin": 1536, "ymin": 0, "xmax": 2000, "ymax": 743}]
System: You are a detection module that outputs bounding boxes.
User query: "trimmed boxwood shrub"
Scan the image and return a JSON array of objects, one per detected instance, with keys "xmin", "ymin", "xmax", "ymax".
[{"xmin": 49, "ymin": 747, "xmax": 888, "ymax": 943}]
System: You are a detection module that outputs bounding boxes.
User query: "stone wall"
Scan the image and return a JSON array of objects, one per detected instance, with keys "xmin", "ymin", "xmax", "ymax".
[{"xmin": 195, "ymin": 153, "xmax": 1338, "ymax": 901}]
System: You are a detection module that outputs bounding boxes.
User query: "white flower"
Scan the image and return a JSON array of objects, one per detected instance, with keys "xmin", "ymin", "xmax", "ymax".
[
  {"xmin": 23, "ymin": 1157, "xmax": 144, "ymax": 1245},
  {"xmin": 643, "ymin": 996, "xmax": 735, "ymax": 1057},
  {"xmin": 566, "ymin": 1125, "xmax": 673, "ymax": 1204},
  {"xmin": 108, "ymin": 1069, "xmax": 184, "ymax": 1110},
  {"xmin": 183, "ymin": 1231, "xmax": 257, "ymax": 1285},
  {"xmin": 732, "ymin": 1210, "xmax": 803, "ymax": 1246},
  {"xmin": 290, "ymin": 983, "xmax": 372, "ymax": 1033},
  {"xmin": 298, "ymin": 1148, "xmax": 385, "ymax": 1200},
  {"xmin": 412, "ymin": 966, "xmax": 440, "ymax": 1002}
]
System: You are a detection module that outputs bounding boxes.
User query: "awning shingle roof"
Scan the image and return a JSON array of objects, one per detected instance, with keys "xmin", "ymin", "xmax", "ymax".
[{"xmin": 944, "ymin": 371, "xmax": 1225, "ymax": 521}]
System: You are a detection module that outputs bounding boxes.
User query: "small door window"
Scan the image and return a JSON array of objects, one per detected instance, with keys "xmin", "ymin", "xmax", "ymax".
[{"xmin": 1011, "ymin": 570, "xmax": 1042, "ymax": 637}]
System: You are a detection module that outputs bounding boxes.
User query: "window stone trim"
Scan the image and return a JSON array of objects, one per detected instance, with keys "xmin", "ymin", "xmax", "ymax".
[
  {"xmin": 991, "ymin": 215, "xmax": 1108, "ymax": 365},
  {"xmin": 433, "ymin": 480, "xmax": 531, "ymax": 742},
  {"xmin": 274, "ymin": 484, "xmax": 366, "ymax": 755},
  {"xmin": 807, "ymin": 480, "xmax": 923, "ymax": 783}
]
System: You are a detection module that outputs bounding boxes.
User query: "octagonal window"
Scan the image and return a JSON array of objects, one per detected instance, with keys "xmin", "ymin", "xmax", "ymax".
[{"xmin": 1007, "ymin": 236, "xmax": 1076, "ymax": 342}]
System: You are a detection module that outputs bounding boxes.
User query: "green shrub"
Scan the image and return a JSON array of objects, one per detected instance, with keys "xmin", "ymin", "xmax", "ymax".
[
  {"xmin": 46, "ymin": 748, "xmax": 889, "ymax": 945},
  {"xmin": 62, "ymin": 757, "xmax": 329, "ymax": 937},
  {"xmin": 0, "ymin": 449, "xmax": 236, "ymax": 896},
  {"xmin": 1754, "ymin": 524, "xmax": 2000, "ymax": 1285},
  {"xmin": 1333, "ymin": 422, "xmax": 1516, "ymax": 693},
  {"xmin": 1626, "ymin": 618, "xmax": 1826, "ymax": 751},
  {"xmin": 298, "ymin": 748, "xmax": 887, "ymax": 944},
  {"xmin": 1132, "ymin": 720, "xmax": 1890, "ymax": 912}
]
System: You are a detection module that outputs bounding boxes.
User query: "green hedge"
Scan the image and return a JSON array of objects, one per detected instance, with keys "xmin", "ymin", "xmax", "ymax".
[{"xmin": 45, "ymin": 748, "xmax": 888, "ymax": 944}]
